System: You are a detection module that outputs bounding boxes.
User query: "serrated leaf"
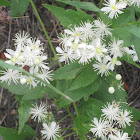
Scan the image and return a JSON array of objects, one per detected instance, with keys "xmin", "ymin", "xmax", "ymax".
[
  {"xmin": 53, "ymin": 62, "xmax": 83, "ymax": 80},
  {"xmin": 11, "ymin": 0, "xmax": 30, "ymax": 17},
  {"xmin": 69, "ymin": 67, "xmax": 98, "ymax": 90},
  {"xmin": 0, "ymin": 124, "xmax": 36, "ymax": 140},
  {"xmin": 58, "ymin": 79, "xmax": 100, "ymax": 108},
  {"xmin": 18, "ymin": 100, "xmax": 34, "ymax": 134},
  {"xmin": 0, "ymin": 0, "xmax": 11, "ymax": 6},
  {"xmin": 56, "ymin": 0, "xmax": 100, "ymax": 12},
  {"xmin": 43, "ymin": 4, "xmax": 94, "ymax": 28}
]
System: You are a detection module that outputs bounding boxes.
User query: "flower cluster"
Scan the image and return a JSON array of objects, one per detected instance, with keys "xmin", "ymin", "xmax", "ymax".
[
  {"xmin": 56, "ymin": 20, "xmax": 136, "ymax": 77},
  {"xmin": 30, "ymin": 102, "xmax": 61, "ymax": 140},
  {"xmin": 90, "ymin": 101, "xmax": 133, "ymax": 140},
  {"xmin": 0, "ymin": 32, "xmax": 53, "ymax": 88},
  {"xmin": 101, "ymin": 0, "xmax": 140, "ymax": 19}
]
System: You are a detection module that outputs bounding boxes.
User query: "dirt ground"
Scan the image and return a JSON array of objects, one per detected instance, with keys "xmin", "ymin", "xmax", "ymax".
[{"xmin": 0, "ymin": 0, "xmax": 140, "ymax": 140}]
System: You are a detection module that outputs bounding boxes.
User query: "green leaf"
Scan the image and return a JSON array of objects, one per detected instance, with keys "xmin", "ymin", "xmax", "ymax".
[
  {"xmin": 18, "ymin": 100, "xmax": 34, "ymax": 134},
  {"xmin": 126, "ymin": 25, "xmax": 140, "ymax": 39},
  {"xmin": 121, "ymin": 54, "xmax": 140, "ymax": 68},
  {"xmin": 0, "ymin": 124, "xmax": 36, "ymax": 140},
  {"xmin": 69, "ymin": 67, "xmax": 98, "ymax": 90},
  {"xmin": 43, "ymin": 4, "xmax": 94, "ymax": 28},
  {"xmin": 58, "ymin": 79, "xmax": 100, "ymax": 108},
  {"xmin": 11, "ymin": 0, "xmax": 30, "ymax": 17},
  {"xmin": 0, "ymin": 60, "xmax": 72, "ymax": 102},
  {"xmin": 99, "ymin": 11, "xmax": 112, "ymax": 24},
  {"xmin": 0, "ymin": 0, "xmax": 11, "ymax": 6},
  {"xmin": 56, "ymin": 0, "xmax": 100, "ymax": 12},
  {"xmin": 53, "ymin": 62, "xmax": 83, "ymax": 80},
  {"xmin": 133, "ymin": 36, "xmax": 140, "ymax": 60},
  {"xmin": 112, "ymin": 9, "xmax": 131, "ymax": 26}
]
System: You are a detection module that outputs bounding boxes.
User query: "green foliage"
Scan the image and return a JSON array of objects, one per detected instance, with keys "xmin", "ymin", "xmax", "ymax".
[
  {"xmin": 93, "ymin": 72, "xmax": 128, "ymax": 108},
  {"xmin": 74, "ymin": 99, "xmax": 104, "ymax": 139},
  {"xmin": 18, "ymin": 100, "xmax": 34, "ymax": 134},
  {"xmin": 53, "ymin": 62, "xmax": 83, "ymax": 80},
  {"xmin": 69, "ymin": 66, "xmax": 98, "ymax": 90},
  {"xmin": 43, "ymin": 4, "xmax": 94, "ymax": 28},
  {"xmin": 0, "ymin": 125, "xmax": 36, "ymax": 140},
  {"xmin": 0, "ymin": 0, "xmax": 11, "ymax": 6},
  {"xmin": 56, "ymin": 0, "xmax": 100, "ymax": 12},
  {"xmin": 11, "ymin": 0, "xmax": 30, "ymax": 17},
  {"xmin": 112, "ymin": 9, "xmax": 131, "ymax": 26},
  {"xmin": 121, "ymin": 54, "xmax": 140, "ymax": 68},
  {"xmin": 58, "ymin": 78, "xmax": 100, "ymax": 108}
]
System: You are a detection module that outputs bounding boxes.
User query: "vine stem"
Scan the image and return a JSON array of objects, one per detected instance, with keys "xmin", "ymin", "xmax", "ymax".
[
  {"xmin": 62, "ymin": 132, "xmax": 76, "ymax": 139},
  {"xmin": 30, "ymin": 0, "xmax": 62, "ymax": 67},
  {"xmin": 99, "ymin": 0, "xmax": 103, "ymax": 9},
  {"xmin": 57, "ymin": 114, "xmax": 70, "ymax": 124}
]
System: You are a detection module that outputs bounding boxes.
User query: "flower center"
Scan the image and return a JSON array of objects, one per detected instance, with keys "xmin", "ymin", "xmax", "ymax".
[
  {"xmin": 96, "ymin": 47, "xmax": 102, "ymax": 54},
  {"xmin": 111, "ymin": 58, "xmax": 117, "ymax": 64},
  {"xmin": 112, "ymin": 5, "xmax": 117, "ymax": 10},
  {"xmin": 72, "ymin": 44, "xmax": 78, "ymax": 49}
]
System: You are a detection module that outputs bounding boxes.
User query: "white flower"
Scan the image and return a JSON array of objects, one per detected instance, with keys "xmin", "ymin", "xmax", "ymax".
[
  {"xmin": 109, "ymin": 39, "xmax": 124, "ymax": 58},
  {"xmin": 32, "ymin": 55, "xmax": 49, "ymax": 72},
  {"xmin": 117, "ymin": 109, "xmax": 133, "ymax": 128},
  {"xmin": 109, "ymin": 131, "xmax": 130, "ymax": 140},
  {"xmin": 102, "ymin": 102, "xmax": 121, "ymax": 121},
  {"xmin": 90, "ymin": 117, "xmax": 108, "ymax": 138},
  {"xmin": 128, "ymin": 0, "xmax": 140, "ymax": 7},
  {"xmin": 36, "ymin": 69, "xmax": 53, "ymax": 86},
  {"xmin": 41, "ymin": 122, "xmax": 60, "ymax": 140},
  {"xmin": 93, "ymin": 18, "xmax": 112, "ymax": 37},
  {"xmin": 4, "ymin": 48, "xmax": 23, "ymax": 65},
  {"xmin": 58, "ymin": 32, "xmax": 72, "ymax": 47},
  {"xmin": 105, "ymin": 122, "xmax": 118, "ymax": 136},
  {"xmin": 116, "ymin": 74, "xmax": 122, "ymax": 80},
  {"xmin": 13, "ymin": 31, "xmax": 30, "ymax": 47},
  {"xmin": 0, "ymin": 69, "xmax": 20, "ymax": 85},
  {"xmin": 26, "ymin": 76, "xmax": 38, "ymax": 89},
  {"xmin": 93, "ymin": 58, "xmax": 110, "ymax": 77},
  {"xmin": 105, "ymin": 56, "xmax": 122, "ymax": 71},
  {"xmin": 22, "ymin": 45, "xmax": 40, "ymax": 67},
  {"xmin": 30, "ymin": 102, "xmax": 48, "ymax": 122},
  {"xmin": 77, "ymin": 43, "xmax": 93, "ymax": 64},
  {"xmin": 56, "ymin": 46, "xmax": 76, "ymax": 64},
  {"xmin": 64, "ymin": 26, "xmax": 81, "ymax": 44},
  {"xmin": 101, "ymin": 0, "xmax": 127, "ymax": 19},
  {"xmin": 92, "ymin": 38, "xmax": 107, "ymax": 62},
  {"xmin": 108, "ymin": 87, "xmax": 115, "ymax": 94},
  {"xmin": 80, "ymin": 21, "xmax": 95, "ymax": 40}
]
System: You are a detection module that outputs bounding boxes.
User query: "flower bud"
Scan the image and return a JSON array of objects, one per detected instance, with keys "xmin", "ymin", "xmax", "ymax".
[
  {"xmin": 108, "ymin": 87, "xmax": 115, "ymax": 94},
  {"xmin": 116, "ymin": 74, "xmax": 122, "ymax": 80},
  {"xmin": 20, "ymin": 77, "xmax": 27, "ymax": 85}
]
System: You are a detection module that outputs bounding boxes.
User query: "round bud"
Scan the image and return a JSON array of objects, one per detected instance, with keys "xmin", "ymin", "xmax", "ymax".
[
  {"xmin": 108, "ymin": 87, "xmax": 115, "ymax": 94},
  {"xmin": 20, "ymin": 77, "xmax": 27, "ymax": 85},
  {"xmin": 115, "ymin": 74, "xmax": 122, "ymax": 80}
]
